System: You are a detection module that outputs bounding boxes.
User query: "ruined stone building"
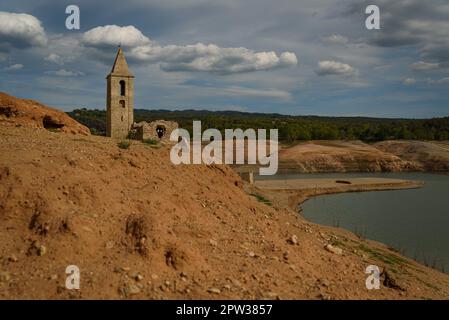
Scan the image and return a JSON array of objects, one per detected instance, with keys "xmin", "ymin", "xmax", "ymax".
[{"xmin": 106, "ymin": 47, "xmax": 178, "ymax": 141}]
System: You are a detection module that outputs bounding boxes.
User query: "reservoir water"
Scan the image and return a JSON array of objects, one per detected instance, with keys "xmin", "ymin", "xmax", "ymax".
[{"xmin": 259, "ymin": 173, "xmax": 449, "ymax": 272}]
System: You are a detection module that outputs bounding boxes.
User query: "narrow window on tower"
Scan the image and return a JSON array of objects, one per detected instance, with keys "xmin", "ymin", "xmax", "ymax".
[
  {"xmin": 120, "ymin": 100, "xmax": 125, "ymax": 108},
  {"xmin": 120, "ymin": 80, "xmax": 126, "ymax": 96}
]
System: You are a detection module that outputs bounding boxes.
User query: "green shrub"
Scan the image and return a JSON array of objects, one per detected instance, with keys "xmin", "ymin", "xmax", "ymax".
[
  {"xmin": 117, "ymin": 140, "xmax": 131, "ymax": 149},
  {"xmin": 142, "ymin": 138, "xmax": 159, "ymax": 145},
  {"xmin": 250, "ymin": 193, "xmax": 272, "ymax": 206}
]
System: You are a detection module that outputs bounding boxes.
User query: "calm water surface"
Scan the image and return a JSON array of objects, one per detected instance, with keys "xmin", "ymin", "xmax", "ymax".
[{"xmin": 258, "ymin": 173, "xmax": 449, "ymax": 272}]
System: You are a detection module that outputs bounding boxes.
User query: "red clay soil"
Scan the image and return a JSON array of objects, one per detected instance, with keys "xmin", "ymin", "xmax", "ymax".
[
  {"xmin": 0, "ymin": 92, "xmax": 90, "ymax": 135},
  {"xmin": 0, "ymin": 96, "xmax": 449, "ymax": 300}
]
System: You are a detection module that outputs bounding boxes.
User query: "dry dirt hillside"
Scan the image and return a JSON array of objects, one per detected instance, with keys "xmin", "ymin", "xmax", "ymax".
[
  {"xmin": 1, "ymin": 106, "xmax": 449, "ymax": 299},
  {"xmin": 0, "ymin": 92, "xmax": 90, "ymax": 136}
]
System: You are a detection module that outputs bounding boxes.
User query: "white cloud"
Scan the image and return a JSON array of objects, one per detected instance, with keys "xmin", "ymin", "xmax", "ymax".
[
  {"xmin": 82, "ymin": 25, "xmax": 298, "ymax": 74},
  {"xmin": 403, "ymin": 78, "xmax": 417, "ymax": 85},
  {"xmin": 4, "ymin": 64, "xmax": 24, "ymax": 71},
  {"xmin": 221, "ymin": 86, "xmax": 291, "ymax": 100},
  {"xmin": 82, "ymin": 25, "xmax": 151, "ymax": 47},
  {"xmin": 45, "ymin": 53, "xmax": 64, "ymax": 65},
  {"xmin": 410, "ymin": 61, "xmax": 440, "ymax": 71},
  {"xmin": 321, "ymin": 35, "xmax": 349, "ymax": 45},
  {"xmin": 45, "ymin": 69, "xmax": 84, "ymax": 77},
  {"xmin": 427, "ymin": 77, "xmax": 449, "ymax": 85},
  {"xmin": 0, "ymin": 11, "xmax": 47, "ymax": 49},
  {"xmin": 316, "ymin": 60, "xmax": 356, "ymax": 76}
]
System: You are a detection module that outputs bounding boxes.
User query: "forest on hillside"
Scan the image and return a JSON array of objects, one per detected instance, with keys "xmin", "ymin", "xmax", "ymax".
[{"xmin": 67, "ymin": 108, "xmax": 449, "ymax": 142}]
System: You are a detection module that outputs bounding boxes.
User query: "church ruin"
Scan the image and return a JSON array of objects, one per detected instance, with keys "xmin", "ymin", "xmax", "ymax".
[{"xmin": 106, "ymin": 47, "xmax": 178, "ymax": 141}]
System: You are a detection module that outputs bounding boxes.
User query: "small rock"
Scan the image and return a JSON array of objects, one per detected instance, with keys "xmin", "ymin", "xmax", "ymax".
[
  {"xmin": 114, "ymin": 266, "xmax": 130, "ymax": 273},
  {"xmin": 113, "ymin": 267, "xmax": 122, "ymax": 273},
  {"xmin": 123, "ymin": 284, "xmax": 141, "ymax": 296},
  {"xmin": 324, "ymin": 244, "xmax": 342, "ymax": 255},
  {"xmin": 134, "ymin": 274, "xmax": 144, "ymax": 282},
  {"xmin": 105, "ymin": 241, "xmax": 115, "ymax": 249},
  {"xmin": 248, "ymin": 251, "xmax": 256, "ymax": 258},
  {"xmin": 208, "ymin": 287, "xmax": 221, "ymax": 294},
  {"xmin": 151, "ymin": 273, "xmax": 159, "ymax": 280},
  {"xmin": 0, "ymin": 271, "xmax": 11, "ymax": 282},
  {"xmin": 49, "ymin": 274, "xmax": 58, "ymax": 280},
  {"xmin": 223, "ymin": 284, "xmax": 231, "ymax": 290},
  {"xmin": 38, "ymin": 245, "xmax": 47, "ymax": 256},
  {"xmin": 287, "ymin": 235, "xmax": 299, "ymax": 245},
  {"xmin": 317, "ymin": 278, "xmax": 330, "ymax": 287},
  {"xmin": 209, "ymin": 239, "xmax": 218, "ymax": 246},
  {"xmin": 231, "ymin": 279, "xmax": 242, "ymax": 287},
  {"xmin": 265, "ymin": 291, "xmax": 278, "ymax": 298},
  {"xmin": 8, "ymin": 255, "xmax": 18, "ymax": 262}
]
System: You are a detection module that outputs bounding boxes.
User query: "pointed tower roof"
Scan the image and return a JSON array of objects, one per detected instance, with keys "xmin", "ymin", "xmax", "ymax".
[{"xmin": 108, "ymin": 47, "xmax": 134, "ymax": 77}]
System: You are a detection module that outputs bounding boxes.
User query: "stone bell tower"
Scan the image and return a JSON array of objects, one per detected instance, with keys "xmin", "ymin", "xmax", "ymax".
[{"xmin": 106, "ymin": 46, "xmax": 134, "ymax": 139}]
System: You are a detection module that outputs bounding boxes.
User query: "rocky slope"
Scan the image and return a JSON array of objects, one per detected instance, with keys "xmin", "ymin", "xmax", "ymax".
[
  {"xmin": 278, "ymin": 140, "xmax": 419, "ymax": 173},
  {"xmin": 0, "ymin": 92, "xmax": 90, "ymax": 135},
  {"xmin": 1, "ymin": 124, "xmax": 449, "ymax": 299},
  {"xmin": 375, "ymin": 140, "xmax": 449, "ymax": 172}
]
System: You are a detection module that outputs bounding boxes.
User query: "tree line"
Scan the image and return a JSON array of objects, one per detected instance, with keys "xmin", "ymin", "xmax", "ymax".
[{"xmin": 67, "ymin": 108, "xmax": 449, "ymax": 142}]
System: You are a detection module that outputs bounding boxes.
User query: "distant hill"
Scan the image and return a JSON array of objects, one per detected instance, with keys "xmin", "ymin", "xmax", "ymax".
[{"xmin": 67, "ymin": 108, "xmax": 449, "ymax": 142}]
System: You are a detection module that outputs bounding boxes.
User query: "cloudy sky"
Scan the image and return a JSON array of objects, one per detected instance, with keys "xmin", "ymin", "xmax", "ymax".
[{"xmin": 1, "ymin": 0, "xmax": 449, "ymax": 118}]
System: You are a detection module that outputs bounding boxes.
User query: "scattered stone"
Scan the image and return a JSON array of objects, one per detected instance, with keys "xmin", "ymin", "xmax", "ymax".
[
  {"xmin": 0, "ymin": 271, "xmax": 11, "ymax": 282},
  {"xmin": 114, "ymin": 266, "xmax": 130, "ymax": 273},
  {"xmin": 8, "ymin": 255, "xmax": 18, "ymax": 262},
  {"xmin": 208, "ymin": 287, "xmax": 221, "ymax": 294},
  {"xmin": 231, "ymin": 279, "xmax": 242, "ymax": 287},
  {"xmin": 122, "ymin": 284, "xmax": 141, "ymax": 296},
  {"xmin": 134, "ymin": 274, "xmax": 144, "ymax": 282},
  {"xmin": 105, "ymin": 241, "xmax": 115, "ymax": 249},
  {"xmin": 264, "ymin": 291, "xmax": 278, "ymax": 298},
  {"xmin": 151, "ymin": 273, "xmax": 159, "ymax": 280},
  {"xmin": 287, "ymin": 235, "xmax": 299, "ymax": 245},
  {"xmin": 317, "ymin": 292, "xmax": 331, "ymax": 300},
  {"xmin": 48, "ymin": 274, "xmax": 58, "ymax": 280},
  {"xmin": 248, "ymin": 251, "xmax": 256, "ymax": 258},
  {"xmin": 38, "ymin": 245, "xmax": 47, "ymax": 256},
  {"xmin": 209, "ymin": 239, "xmax": 218, "ymax": 247},
  {"xmin": 223, "ymin": 284, "xmax": 231, "ymax": 290},
  {"xmin": 113, "ymin": 267, "xmax": 122, "ymax": 273},
  {"xmin": 317, "ymin": 278, "xmax": 330, "ymax": 287},
  {"xmin": 324, "ymin": 244, "xmax": 342, "ymax": 255}
]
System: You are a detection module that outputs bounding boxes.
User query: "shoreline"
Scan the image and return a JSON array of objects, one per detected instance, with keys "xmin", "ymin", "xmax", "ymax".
[
  {"xmin": 253, "ymin": 177, "xmax": 424, "ymax": 212},
  {"xmin": 248, "ymin": 176, "xmax": 449, "ymax": 277}
]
